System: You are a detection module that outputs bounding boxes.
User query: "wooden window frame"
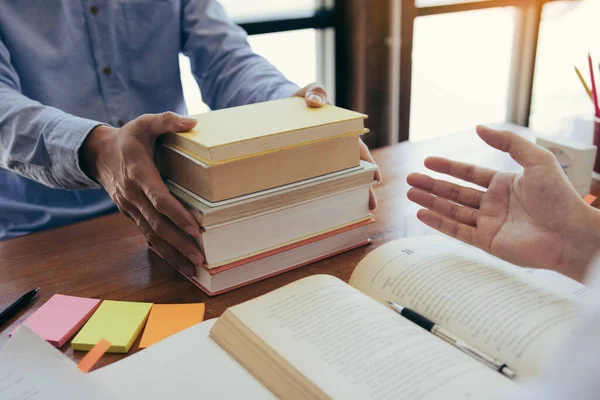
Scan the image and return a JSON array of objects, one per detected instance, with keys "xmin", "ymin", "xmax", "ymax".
[{"xmin": 397, "ymin": 0, "xmax": 577, "ymax": 142}]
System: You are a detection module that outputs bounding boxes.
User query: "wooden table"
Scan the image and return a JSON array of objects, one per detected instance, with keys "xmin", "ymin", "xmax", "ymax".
[{"xmin": 1, "ymin": 124, "xmax": 598, "ymax": 368}]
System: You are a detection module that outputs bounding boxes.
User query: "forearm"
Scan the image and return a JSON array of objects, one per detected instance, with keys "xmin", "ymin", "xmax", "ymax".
[
  {"xmin": 182, "ymin": 0, "xmax": 299, "ymax": 110},
  {"xmin": 0, "ymin": 85, "xmax": 103, "ymax": 189},
  {"xmin": 197, "ymin": 48, "xmax": 299, "ymax": 109}
]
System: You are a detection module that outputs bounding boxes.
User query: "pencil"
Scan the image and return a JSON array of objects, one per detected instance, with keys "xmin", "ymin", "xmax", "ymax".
[
  {"xmin": 575, "ymin": 66, "xmax": 593, "ymax": 101},
  {"xmin": 588, "ymin": 53, "xmax": 600, "ymax": 117}
]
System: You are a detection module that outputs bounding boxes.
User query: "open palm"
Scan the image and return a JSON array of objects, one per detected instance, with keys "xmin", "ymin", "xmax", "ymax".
[{"xmin": 407, "ymin": 126, "xmax": 600, "ymax": 281}]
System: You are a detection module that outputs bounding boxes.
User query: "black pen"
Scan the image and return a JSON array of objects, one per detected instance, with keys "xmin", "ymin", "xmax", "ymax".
[
  {"xmin": 0, "ymin": 288, "xmax": 39, "ymax": 326},
  {"xmin": 387, "ymin": 300, "xmax": 516, "ymax": 379}
]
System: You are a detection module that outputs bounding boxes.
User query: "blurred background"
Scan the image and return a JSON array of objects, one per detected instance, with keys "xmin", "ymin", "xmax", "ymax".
[{"xmin": 180, "ymin": 0, "xmax": 600, "ymax": 148}]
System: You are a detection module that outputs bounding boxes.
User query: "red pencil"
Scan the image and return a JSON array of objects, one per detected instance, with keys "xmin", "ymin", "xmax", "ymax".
[{"xmin": 589, "ymin": 53, "xmax": 600, "ymax": 117}]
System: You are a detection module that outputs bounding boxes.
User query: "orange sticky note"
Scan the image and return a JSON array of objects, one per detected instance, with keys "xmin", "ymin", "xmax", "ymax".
[
  {"xmin": 139, "ymin": 303, "xmax": 205, "ymax": 348},
  {"xmin": 78, "ymin": 339, "xmax": 111, "ymax": 373},
  {"xmin": 584, "ymin": 194, "xmax": 597, "ymax": 205}
]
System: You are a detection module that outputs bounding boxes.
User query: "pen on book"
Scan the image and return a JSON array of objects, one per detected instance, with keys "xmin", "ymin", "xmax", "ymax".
[
  {"xmin": 575, "ymin": 66, "xmax": 593, "ymax": 102},
  {"xmin": 0, "ymin": 288, "xmax": 39, "ymax": 327},
  {"xmin": 386, "ymin": 300, "xmax": 516, "ymax": 379}
]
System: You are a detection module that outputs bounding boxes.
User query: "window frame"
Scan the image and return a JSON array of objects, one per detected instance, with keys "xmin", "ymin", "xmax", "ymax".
[
  {"xmin": 399, "ymin": 0, "xmax": 579, "ymax": 142},
  {"xmin": 232, "ymin": 0, "xmax": 579, "ymax": 143},
  {"xmin": 235, "ymin": 1, "xmax": 338, "ymax": 104}
]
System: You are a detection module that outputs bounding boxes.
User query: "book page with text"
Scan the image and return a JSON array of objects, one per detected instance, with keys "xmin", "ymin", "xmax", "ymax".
[
  {"xmin": 225, "ymin": 274, "xmax": 513, "ymax": 400},
  {"xmin": 350, "ymin": 235, "xmax": 584, "ymax": 378}
]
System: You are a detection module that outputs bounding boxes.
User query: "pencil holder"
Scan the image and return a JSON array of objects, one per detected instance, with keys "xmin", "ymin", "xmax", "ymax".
[{"xmin": 594, "ymin": 117, "xmax": 600, "ymax": 176}]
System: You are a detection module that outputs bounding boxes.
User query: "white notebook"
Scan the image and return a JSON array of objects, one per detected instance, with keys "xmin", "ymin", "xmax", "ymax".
[
  {"xmin": 91, "ymin": 319, "xmax": 274, "ymax": 399},
  {"xmin": 0, "ymin": 326, "xmax": 119, "ymax": 400}
]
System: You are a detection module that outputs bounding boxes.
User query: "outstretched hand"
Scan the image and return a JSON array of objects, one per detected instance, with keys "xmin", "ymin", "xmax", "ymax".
[{"xmin": 407, "ymin": 125, "xmax": 600, "ymax": 282}]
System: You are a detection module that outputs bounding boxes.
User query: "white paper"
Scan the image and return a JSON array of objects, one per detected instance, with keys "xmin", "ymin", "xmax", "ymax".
[
  {"xmin": 0, "ymin": 326, "xmax": 119, "ymax": 400},
  {"xmin": 92, "ymin": 319, "xmax": 275, "ymax": 400}
]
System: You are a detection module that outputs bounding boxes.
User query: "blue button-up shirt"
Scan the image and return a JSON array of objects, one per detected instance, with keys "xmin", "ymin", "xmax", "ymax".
[{"xmin": 0, "ymin": 0, "xmax": 299, "ymax": 240}]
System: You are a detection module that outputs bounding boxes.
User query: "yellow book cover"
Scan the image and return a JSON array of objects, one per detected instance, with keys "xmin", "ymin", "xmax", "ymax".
[{"xmin": 161, "ymin": 97, "xmax": 367, "ymax": 164}]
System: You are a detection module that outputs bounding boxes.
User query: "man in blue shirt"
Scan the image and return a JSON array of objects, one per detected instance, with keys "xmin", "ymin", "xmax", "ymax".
[{"xmin": 0, "ymin": 1, "xmax": 379, "ymax": 269}]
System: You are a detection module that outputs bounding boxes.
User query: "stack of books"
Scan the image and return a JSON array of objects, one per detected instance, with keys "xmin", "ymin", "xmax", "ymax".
[{"xmin": 155, "ymin": 97, "xmax": 377, "ymax": 295}]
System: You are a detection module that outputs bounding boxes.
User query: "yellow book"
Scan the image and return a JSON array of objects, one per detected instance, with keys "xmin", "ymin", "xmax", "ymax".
[
  {"xmin": 161, "ymin": 97, "xmax": 367, "ymax": 165},
  {"xmin": 71, "ymin": 300, "xmax": 153, "ymax": 353}
]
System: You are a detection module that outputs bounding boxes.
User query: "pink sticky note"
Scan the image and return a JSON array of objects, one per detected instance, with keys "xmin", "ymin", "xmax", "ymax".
[{"xmin": 10, "ymin": 294, "xmax": 101, "ymax": 348}]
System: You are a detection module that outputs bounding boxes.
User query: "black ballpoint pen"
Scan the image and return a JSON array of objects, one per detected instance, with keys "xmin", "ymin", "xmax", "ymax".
[
  {"xmin": 0, "ymin": 287, "xmax": 39, "ymax": 327},
  {"xmin": 387, "ymin": 300, "xmax": 516, "ymax": 379}
]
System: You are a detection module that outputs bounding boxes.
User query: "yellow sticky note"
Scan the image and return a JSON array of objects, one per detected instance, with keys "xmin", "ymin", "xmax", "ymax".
[
  {"xmin": 71, "ymin": 300, "xmax": 153, "ymax": 353},
  {"xmin": 139, "ymin": 303, "xmax": 205, "ymax": 348}
]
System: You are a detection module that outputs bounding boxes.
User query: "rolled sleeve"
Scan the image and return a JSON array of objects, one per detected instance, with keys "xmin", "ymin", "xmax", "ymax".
[
  {"xmin": 0, "ymin": 83, "xmax": 105, "ymax": 190},
  {"xmin": 272, "ymin": 82, "xmax": 302, "ymax": 101},
  {"xmin": 0, "ymin": 36, "xmax": 104, "ymax": 190},
  {"xmin": 47, "ymin": 115, "xmax": 104, "ymax": 189}
]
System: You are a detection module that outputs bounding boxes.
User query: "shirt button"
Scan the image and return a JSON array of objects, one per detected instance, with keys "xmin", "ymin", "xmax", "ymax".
[
  {"xmin": 118, "ymin": 120, "xmax": 126, "ymax": 127},
  {"xmin": 90, "ymin": 6, "xmax": 99, "ymax": 15},
  {"xmin": 102, "ymin": 67, "xmax": 112, "ymax": 76}
]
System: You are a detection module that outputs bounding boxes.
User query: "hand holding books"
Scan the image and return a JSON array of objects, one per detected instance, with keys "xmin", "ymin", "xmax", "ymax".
[
  {"xmin": 80, "ymin": 113, "xmax": 206, "ymax": 270},
  {"xmin": 406, "ymin": 125, "xmax": 600, "ymax": 282},
  {"xmin": 81, "ymin": 82, "xmax": 381, "ymax": 272},
  {"xmin": 157, "ymin": 96, "xmax": 378, "ymax": 294}
]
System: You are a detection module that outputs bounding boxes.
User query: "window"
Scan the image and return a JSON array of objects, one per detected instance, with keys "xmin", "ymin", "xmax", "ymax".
[
  {"xmin": 219, "ymin": 0, "xmax": 319, "ymax": 21},
  {"xmin": 180, "ymin": 29, "xmax": 319, "ymax": 115},
  {"xmin": 530, "ymin": 0, "xmax": 600, "ymax": 134},
  {"xmin": 398, "ymin": 0, "xmax": 590, "ymax": 144},
  {"xmin": 248, "ymin": 29, "xmax": 318, "ymax": 88},
  {"xmin": 416, "ymin": 0, "xmax": 492, "ymax": 6},
  {"xmin": 179, "ymin": 55, "xmax": 207, "ymax": 115},
  {"xmin": 410, "ymin": 7, "xmax": 516, "ymax": 141},
  {"xmin": 179, "ymin": 1, "xmax": 330, "ymax": 115}
]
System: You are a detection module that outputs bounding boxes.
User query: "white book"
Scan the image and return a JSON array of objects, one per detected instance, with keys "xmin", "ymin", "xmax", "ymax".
[
  {"xmin": 167, "ymin": 161, "xmax": 377, "ymax": 227},
  {"xmin": 195, "ymin": 221, "xmax": 372, "ymax": 295},
  {"xmin": 200, "ymin": 184, "xmax": 371, "ymax": 268},
  {"xmin": 92, "ymin": 319, "xmax": 274, "ymax": 400}
]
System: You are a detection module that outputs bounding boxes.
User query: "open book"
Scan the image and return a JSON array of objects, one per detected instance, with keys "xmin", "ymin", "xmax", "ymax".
[
  {"xmin": 209, "ymin": 235, "xmax": 586, "ymax": 399},
  {"xmin": 3, "ymin": 236, "xmax": 588, "ymax": 399}
]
